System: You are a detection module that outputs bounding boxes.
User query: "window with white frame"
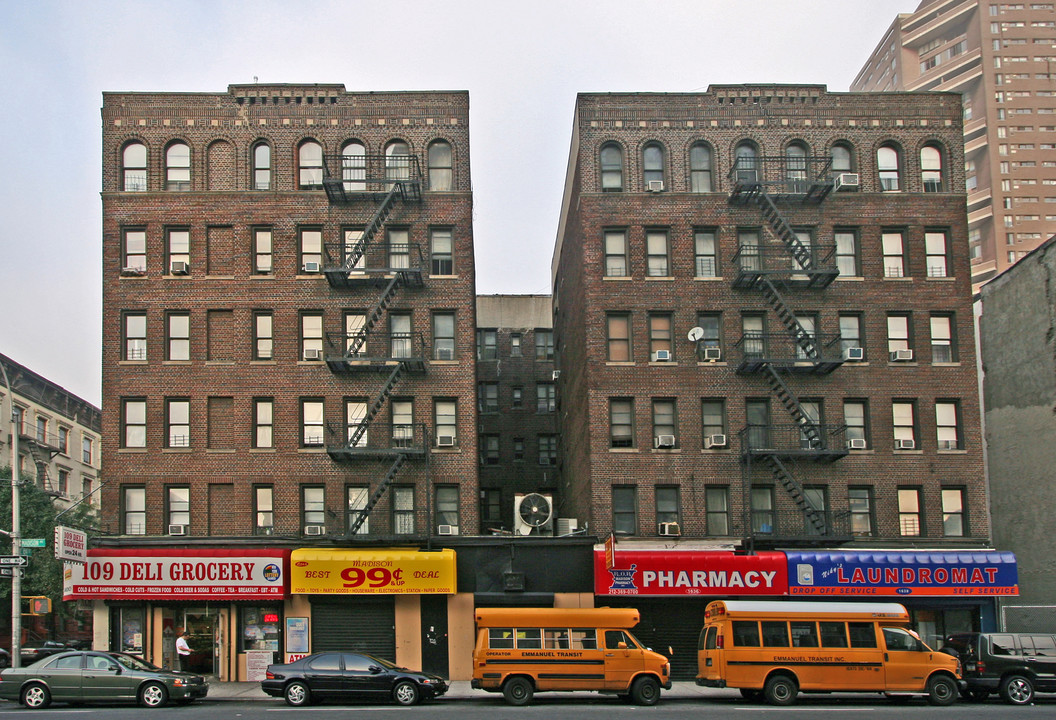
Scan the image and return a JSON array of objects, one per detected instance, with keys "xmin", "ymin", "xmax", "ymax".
[
  {"xmin": 892, "ymin": 400, "xmax": 917, "ymax": 448},
  {"xmin": 882, "ymin": 230, "xmax": 906, "ymax": 277},
  {"xmin": 887, "ymin": 314, "xmax": 912, "ymax": 356},
  {"xmin": 167, "ymin": 312, "xmax": 190, "ymax": 361},
  {"xmin": 82, "ymin": 435, "xmax": 94, "ymax": 465},
  {"xmin": 124, "ymin": 312, "xmax": 146, "ymax": 361},
  {"xmin": 254, "ymin": 398, "xmax": 274, "ymax": 449},
  {"xmin": 300, "ymin": 228, "xmax": 322, "ymax": 271},
  {"xmin": 694, "ymin": 229, "xmax": 718, "ymax": 277},
  {"xmin": 925, "ymin": 230, "xmax": 949, "ymax": 277},
  {"xmin": 166, "ymin": 398, "xmax": 190, "ymax": 448},
  {"xmin": 123, "ymin": 228, "xmax": 147, "ymax": 272},
  {"xmin": 604, "ymin": 229, "xmax": 629, "ymax": 277},
  {"xmin": 645, "ymin": 229, "xmax": 670, "ymax": 277},
  {"xmin": 301, "ymin": 399, "xmax": 324, "ymax": 447},
  {"xmin": 123, "ymin": 399, "xmax": 147, "ymax": 448},
  {"xmin": 123, "ymin": 142, "xmax": 147, "ymax": 191},
  {"xmin": 391, "ymin": 398, "xmax": 413, "ymax": 448},
  {"xmin": 300, "ymin": 312, "xmax": 323, "ymax": 360},
  {"xmin": 167, "ymin": 229, "xmax": 190, "ymax": 272},
  {"xmin": 124, "ymin": 487, "xmax": 146, "ymax": 535}
]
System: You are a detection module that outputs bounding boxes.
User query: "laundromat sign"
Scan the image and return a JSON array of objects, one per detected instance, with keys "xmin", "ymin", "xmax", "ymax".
[
  {"xmin": 64, "ymin": 549, "xmax": 289, "ymax": 601},
  {"xmin": 291, "ymin": 549, "xmax": 456, "ymax": 595}
]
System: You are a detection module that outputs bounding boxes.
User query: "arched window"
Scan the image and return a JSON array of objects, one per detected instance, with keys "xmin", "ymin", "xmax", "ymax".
[
  {"xmin": 123, "ymin": 142, "xmax": 147, "ymax": 192},
  {"xmin": 252, "ymin": 142, "xmax": 271, "ymax": 190},
  {"xmin": 689, "ymin": 143, "xmax": 713, "ymax": 193},
  {"xmin": 342, "ymin": 141, "xmax": 366, "ymax": 192},
  {"xmin": 428, "ymin": 140, "xmax": 453, "ymax": 191},
  {"xmin": 600, "ymin": 142, "xmax": 623, "ymax": 191},
  {"xmin": 643, "ymin": 142, "xmax": 665, "ymax": 190},
  {"xmin": 166, "ymin": 141, "xmax": 190, "ymax": 191},
  {"xmin": 785, "ymin": 142, "xmax": 808, "ymax": 192},
  {"xmin": 734, "ymin": 142, "xmax": 758, "ymax": 183},
  {"xmin": 921, "ymin": 144, "xmax": 943, "ymax": 192},
  {"xmin": 299, "ymin": 140, "xmax": 323, "ymax": 189},
  {"xmin": 385, "ymin": 140, "xmax": 410, "ymax": 184},
  {"xmin": 877, "ymin": 144, "xmax": 901, "ymax": 191}
]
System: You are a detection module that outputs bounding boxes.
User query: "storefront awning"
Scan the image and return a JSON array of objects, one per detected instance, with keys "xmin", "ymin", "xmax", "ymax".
[
  {"xmin": 786, "ymin": 550, "xmax": 1019, "ymax": 597},
  {"xmin": 290, "ymin": 548, "xmax": 456, "ymax": 595}
]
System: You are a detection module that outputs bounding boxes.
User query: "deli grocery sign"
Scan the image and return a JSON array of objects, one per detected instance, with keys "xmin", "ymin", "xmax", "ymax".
[
  {"xmin": 54, "ymin": 526, "xmax": 87, "ymax": 564},
  {"xmin": 64, "ymin": 548, "xmax": 289, "ymax": 601}
]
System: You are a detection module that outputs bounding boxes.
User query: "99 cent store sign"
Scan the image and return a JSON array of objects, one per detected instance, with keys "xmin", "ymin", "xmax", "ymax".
[{"xmin": 290, "ymin": 549, "xmax": 456, "ymax": 595}]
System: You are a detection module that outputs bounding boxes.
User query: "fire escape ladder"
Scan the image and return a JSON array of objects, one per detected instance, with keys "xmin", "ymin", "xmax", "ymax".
[
  {"xmin": 759, "ymin": 277, "xmax": 819, "ymax": 360},
  {"xmin": 343, "ymin": 185, "xmax": 401, "ymax": 272},
  {"xmin": 346, "ymin": 276, "xmax": 402, "ymax": 357},
  {"xmin": 761, "ymin": 455, "xmax": 828, "ymax": 535},
  {"xmin": 346, "ymin": 364, "xmax": 404, "ymax": 449},
  {"xmin": 756, "ymin": 190, "xmax": 812, "ymax": 270},
  {"xmin": 347, "ymin": 454, "xmax": 408, "ymax": 536},
  {"xmin": 763, "ymin": 364, "xmax": 822, "ymax": 450}
]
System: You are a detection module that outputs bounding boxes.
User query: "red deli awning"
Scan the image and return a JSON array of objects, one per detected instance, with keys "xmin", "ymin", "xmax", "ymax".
[
  {"xmin": 594, "ymin": 550, "xmax": 788, "ymax": 596},
  {"xmin": 63, "ymin": 548, "xmax": 290, "ymax": 601}
]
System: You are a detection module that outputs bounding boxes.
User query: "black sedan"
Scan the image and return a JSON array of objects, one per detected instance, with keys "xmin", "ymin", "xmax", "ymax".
[
  {"xmin": 261, "ymin": 652, "xmax": 447, "ymax": 706},
  {"xmin": 0, "ymin": 650, "xmax": 208, "ymax": 708}
]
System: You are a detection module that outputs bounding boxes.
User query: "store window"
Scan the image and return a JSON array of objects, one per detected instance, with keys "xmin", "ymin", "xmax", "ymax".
[
  {"xmin": 111, "ymin": 606, "xmax": 146, "ymax": 655},
  {"xmin": 239, "ymin": 607, "xmax": 282, "ymax": 655}
]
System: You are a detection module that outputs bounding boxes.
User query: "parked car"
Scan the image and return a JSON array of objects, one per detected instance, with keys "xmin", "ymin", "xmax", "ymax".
[
  {"xmin": 943, "ymin": 631, "xmax": 1056, "ymax": 704},
  {"xmin": 0, "ymin": 650, "xmax": 208, "ymax": 709},
  {"xmin": 261, "ymin": 651, "xmax": 447, "ymax": 706},
  {"xmin": 19, "ymin": 641, "xmax": 70, "ymax": 665},
  {"xmin": 0, "ymin": 649, "xmax": 10, "ymax": 669}
]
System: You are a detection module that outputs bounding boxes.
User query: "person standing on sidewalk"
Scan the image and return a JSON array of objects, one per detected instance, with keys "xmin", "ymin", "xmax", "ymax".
[{"xmin": 175, "ymin": 629, "xmax": 191, "ymax": 672}]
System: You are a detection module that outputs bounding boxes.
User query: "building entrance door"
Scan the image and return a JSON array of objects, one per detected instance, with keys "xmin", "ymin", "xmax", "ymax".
[{"xmin": 182, "ymin": 610, "xmax": 219, "ymax": 675}]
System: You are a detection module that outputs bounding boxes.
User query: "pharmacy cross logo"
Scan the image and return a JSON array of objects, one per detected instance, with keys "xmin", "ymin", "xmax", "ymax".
[{"xmin": 607, "ymin": 564, "xmax": 638, "ymax": 592}]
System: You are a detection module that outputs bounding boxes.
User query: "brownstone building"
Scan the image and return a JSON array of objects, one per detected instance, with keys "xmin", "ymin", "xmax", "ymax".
[{"xmin": 553, "ymin": 85, "xmax": 1009, "ymax": 643}]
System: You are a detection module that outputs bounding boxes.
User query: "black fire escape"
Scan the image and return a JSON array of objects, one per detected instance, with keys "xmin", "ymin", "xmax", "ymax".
[
  {"xmin": 319, "ymin": 154, "xmax": 428, "ymax": 537},
  {"xmin": 727, "ymin": 155, "xmax": 852, "ymax": 549},
  {"xmin": 16, "ymin": 422, "xmax": 64, "ymax": 497}
]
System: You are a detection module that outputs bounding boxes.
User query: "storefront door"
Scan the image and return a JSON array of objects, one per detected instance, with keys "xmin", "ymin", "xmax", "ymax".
[{"xmin": 182, "ymin": 610, "xmax": 219, "ymax": 675}]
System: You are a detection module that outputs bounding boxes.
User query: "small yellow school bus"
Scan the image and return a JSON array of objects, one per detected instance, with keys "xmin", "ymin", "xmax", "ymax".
[
  {"xmin": 472, "ymin": 607, "xmax": 671, "ymax": 706},
  {"xmin": 696, "ymin": 600, "xmax": 962, "ymax": 706}
]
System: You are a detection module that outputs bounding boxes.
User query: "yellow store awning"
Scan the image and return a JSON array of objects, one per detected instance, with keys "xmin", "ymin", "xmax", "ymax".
[{"xmin": 290, "ymin": 548, "xmax": 456, "ymax": 595}]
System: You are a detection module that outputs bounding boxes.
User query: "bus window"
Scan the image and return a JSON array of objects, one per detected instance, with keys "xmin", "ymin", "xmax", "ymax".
[
  {"xmin": 791, "ymin": 621, "xmax": 819, "ymax": 648},
  {"xmin": 762, "ymin": 621, "xmax": 790, "ymax": 647},
  {"xmin": 883, "ymin": 627, "xmax": 925, "ymax": 652},
  {"xmin": 570, "ymin": 628, "xmax": 597, "ymax": 649},
  {"xmin": 517, "ymin": 628, "xmax": 543, "ymax": 649},
  {"xmin": 733, "ymin": 621, "xmax": 760, "ymax": 647},
  {"xmin": 489, "ymin": 628, "xmax": 514, "ymax": 649},
  {"xmin": 544, "ymin": 629, "xmax": 569, "ymax": 649},
  {"xmin": 820, "ymin": 622, "xmax": 849, "ymax": 648},
  {"xmin": 705, "ymin": 626, "xmax": 717, "ymax": 650},
  {"xmin": 849, "ymin": 622, "xmax": 878, "ymax": 648}
]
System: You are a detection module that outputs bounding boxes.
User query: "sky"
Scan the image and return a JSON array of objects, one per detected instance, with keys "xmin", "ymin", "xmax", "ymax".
[{"xmin": 0, "ymin": 0, "xmax": 913, "ymax": 406}]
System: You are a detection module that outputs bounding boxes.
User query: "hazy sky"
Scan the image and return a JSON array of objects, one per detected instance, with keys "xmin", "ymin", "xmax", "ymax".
[{"xmin": 0, "ymin": 0, "xmax": 912, "ymax": 405}]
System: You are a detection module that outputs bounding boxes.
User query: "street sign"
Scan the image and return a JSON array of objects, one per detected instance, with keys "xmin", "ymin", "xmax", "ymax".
[
  {"xmin": 0, "ymin": 556, "xmax": 29, "ymax": 566},
  {"xmin": 21, "ymin": 539, "xmax": 45, "ymax": 548},
  {"xmin": 0, "ymin": 567, "xmax": 25, "ymax": 578}
]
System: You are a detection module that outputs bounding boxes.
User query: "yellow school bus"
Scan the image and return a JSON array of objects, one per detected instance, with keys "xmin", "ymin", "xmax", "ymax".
[
  {"xmin": 696, "ymin": 600, "xmax": 962, "ymax": 706},
  {"xmin": 472, "ymin": 607, "xmax": 671, "ymax": 706}
]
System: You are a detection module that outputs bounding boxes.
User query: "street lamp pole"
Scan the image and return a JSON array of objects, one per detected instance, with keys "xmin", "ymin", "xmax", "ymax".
[{"xmin": 0, "ymin": 360, "xmax": 21, "ymax": 668}]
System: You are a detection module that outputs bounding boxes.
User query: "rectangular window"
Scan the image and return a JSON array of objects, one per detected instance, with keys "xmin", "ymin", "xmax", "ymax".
[
  {"xmin": 930, "ymin": 314, "xmax": 956, "ymax": 363},
  {"xmin": 893, "ymin": 400, "xmax": 917, "ymax": 448},
  {"xmin": 844, "ymin": 400, "xmax": 868, "ymax": 448},
  {"xmin": 430, "ymin": 228, "xmax": 453, "ymax": 275},
  {"xmin": 299, "ymin": 228, "xmax": 323, "ymax": 271},
  {"xmin": 656, "ymin": 486, "xmax": 680, "ymax": 526},
  {"xmin": 477, "ymin": 329, "xmax": 497, "ymax": 360},
  {"xmin": 652, "ymin": 399, "xmax": 676, "ymax": 448},
  {"xmin": 535, "ymin": 329, "xmax": 554, "ymax": 360},
  {"xmin": 899, "ymin": 488, "xmax": 923, "ymax": 536},
  {"xmin": 300, "ymin": 312, "xmax": 323, "ymax": 360},
  {"xmin": 604, "ymin": 230, "xmax": 629, "ymax": 277},
  {"xmin": 432, "ymin": 312, "xmax": 455, "ymax": 360},
  {"xmin": 849, "ymin": 487, "xmax": 874, "ymax": 536},
  {"xmin": 536, "ymin": 383, "xmax": 556, "ymax": 413},
  {"xmin": 301, "ymin": 398, "xmax": 324, "ymax": 447},
  {"xmin": 694, "ymin": 229, "xmax": 718, "ymax": 277},
  {"xmin": 512, "ymin": 437, "xmax": 525, "ymax": 461},
  {"xmin": 166, "ymin": 399, "xmax": 190, "ymax": 448},
  {"xmin": 434, "ymin": 399, "xmax": 457, "ymax": 446},
  {"xmin": 387, "ymin": 228, "xmax": 410, "ymax": 269},
  {"xmin": 124, "ymin": 312, "xmax": 147, "ymax": 361},
  {"xmin": 649, "ymin": 313, "xmax": 673, "ymax": 361},
  {"xmin": 347, "ymin": 485, "xmax": 369, "ymax": 534},
  {"xmin": 167, "ymin": 228, "xmax": 190, "ymax": 272},
  {"xmin": 82, "ymin": 435, "xmax": 94, "ymax": 465},
  {"xmin": 393, "ymin": 486, "xmax": 415, "ymax": 535},
  {"xmin": 738, "ymin": 228, "xmax": 761, "ymax": 272},
  {"xmin": 706, "ymin": 487, "xmax": 729, "ymax": 535},
  {"xmin": 389, "ymin": 312, "xmax": 412, "ymax": 359},
  {"xmin": 839, "ymin": 314, "xmax": 863, "ymax": 358},
  {"xmin": 607, "ymin": 313, "xmax": 631, "ymax": 362},
  {"xmin": 57, "ymin": 426, "xmax": 69, "ymax": 455},
  {"xmin": 925, "ymin": 230, "xmax": 949, "ymax": 277},
  {"xmin": 742, "ymin": 314, "xmax": 765, "ymax": 359},
  {"xmin": 167, "ymin": 312, "xmax": 190, "ymax": 361},
  {"xmin": 436, "ymin": 486, "xmax": 459, "ymax": 530},
  {"xmin": 254, "ymin": 398, "xmax": 274, "ymax": 449},
  {"xmin": 646, "ymin": 229, "xmax": 670, "ymax": 277},
  {"xmin": 302, "ymin": 486, "xmax": 325, "ymax": 529},
  {"xmin": 124, "ymin": 487, "xmax": 146, "ymax": 535},
  {"xmin": 511, "ymin": 386, "xmax": 523, "ymax": 408},
  {"xmin": 612, "ymin": 486, "xmax": 637, "ymax": 535},
  {"xmin": 882, "ymin": 230, "xmax": 906, "ymax": 278},
  {"xmin": 253, "ymin": 228, "xmax": 273, "ymax": 274},
  {"xmin": 345, "ymin": 399, "xmax": 368, "ymax": 447},
  {"xmin": 701, "ymin": 399, "xmax": 726, "ymax": 444},
  {"xmin": 479, "ymin": 434, "xmax": 499, "ymax": 465},
  {"xmin": 167, "ymin": 486, "xmax": 190, "ymax": 529},
  {"xmin": 751, "ymin": 486, "xmax": 775, "ymax": 534},
  {"xmin": 391, "ymin": 398, "xmax": 413, "ymax": 448},
  {"xmin": 123, "ymin": 228, "xmax": 147, "ymax": 273},
  {"xmin": 538, "ymin": 434, "xmax": 557, "ymax": 465},
  {"xmin": 253, "ymin": 311, "xmax": 273, "ymax": 361},
  {"xmin": 57, "ymin": 468, "xmax": 69, "ymax": 496},
  {"xmin": 480, "ymin": 489, "xmax": 502, "ymax": 528},
  {"xmin": 122, "ymin": 399, "xmax": 147, "ymax": 448},
  {"xmin": 887, "ymin": 314, "xmax": 912, "ymax": 357},
  {"xmin": 510, "ymin": 333, "xmax": 522, "ymax": 356},
  {"xmin": 942, "ymin": 488, "xmax": 966, "ymax": 536},
  {"xmin": 835, "ymin": 229, "xmax": 860, "ymax": 276},
  {"xmin": 342, "ymin": 227, "xmax": 365, "ymax": 271},
  {"xmin": 936, "ymin": 400, "xmax": 961, "ymax": 449},
  {"xmin": 477, "ymin": 382, "xmax": 498, "ymax": 414},
  {"xmin": 804, "ymin": 486, "xmax": 829, "ymax": 535},
  {"xmin": 254, "ymin": 486, "xmax": 274, "ymax": 535},
  {"xmin": 696, "ymin": 313, "xmax": 722, "ymax": 358},
  {"xmin": 610, "ymin": 398, "xmax": 634, "ymax": 448}
]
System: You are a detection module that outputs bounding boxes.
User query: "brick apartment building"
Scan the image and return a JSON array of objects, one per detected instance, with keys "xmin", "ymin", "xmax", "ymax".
[
  {"xmin": 853, "ymin": 0, "xmax": 1056, "ymax": 291},
  {"xmin": 86, "ymin": 84, "xmax": 483, "ymax": 679},
  {"xmin": 552, "ymin": 85, "xmax": 1014, "ymax": 649}
]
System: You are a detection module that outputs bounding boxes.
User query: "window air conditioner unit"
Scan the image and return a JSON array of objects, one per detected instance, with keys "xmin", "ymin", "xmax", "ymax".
[
  {"xmin": 169, "ymin": 261, "xmax": 189, "ymax": 275},
  {"xmin": 303, "ymin": 261, "xmax": 321, "ymax": 273},
  {"xmin": 438, "ymin": 524, "xmax": 459, "ymax": 536},
  {"xmin": 304, "ymin": 525, "xmax": 326, "ymax": 536},
  {"xmin": 436, "ymin": 435, "xmax": 456, "ymax": 447},
  {"xmin": 654, "ymin": 350, "xmax": 672, "ymax": 362},
  {"xmin": 303, "ymin": 348, "xmax": 322, "ymax": 360},
  {"xmin": 552, "ymin": 370, "xmax": 561, "ymax": 380},
  {"xmin": 654, "ymin": 434, "xmax": 676, "ymax": 449},
  {"xmin": 702, "ymin": 347, "xmax": 722, "ymax": 361},
  {"xmin": 658, "ymin": 522, "xmax": 682, "ymax": 537},
  {"xmin": 705, "ymin": 434, "xmax": 728, "ymax": 449},
  {"xmin": 843, "ymin": 347, "xmax": 864, "ymax": 361},
  {"xmin": 167, "ymin": 524, "xmax": 186, "ymax": 536},
  {"xmin": 938, "ymin": 440, "xmax": 958, "ymax": 450},
  {"xmin": 891, "ymin": 349, "xmax": 914, "ymax": 361},
  {"xmin": 895, "ymin": 439, "xmax": 916, "ymax": 450},
  {"xmin": 435, "ymin": 347, "xmax": 454, "ymax": 360},
  {"xmin": 847, "ymin": 438, "xmax": 868, "ymax": 450},
  {"xmin": 647, "ymin": 180, "xmax": 665, "ymax": 192},
  {"xmin": 121, "ymin": 266, "xmax": 145, "ymax": 276},
  {"xmin": 834, "ymin": 173, "xmax": 860, "ymax": 191}
]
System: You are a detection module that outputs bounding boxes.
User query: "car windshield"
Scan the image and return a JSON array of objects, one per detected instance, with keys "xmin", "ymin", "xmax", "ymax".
[{"xmin": 109, "ymin": 653, "xmax": 160, "ymax": 672}]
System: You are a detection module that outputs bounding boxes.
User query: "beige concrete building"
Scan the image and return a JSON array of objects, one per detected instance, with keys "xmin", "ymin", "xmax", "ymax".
[{"xmin": 853, "ymin": 0, "xmax": 1056, "ymax": 291}]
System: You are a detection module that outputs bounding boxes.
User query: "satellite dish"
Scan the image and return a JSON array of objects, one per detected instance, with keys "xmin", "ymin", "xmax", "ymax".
[
  {"xmin": 687, "ymin": 326, "xmax": 705, "ymax": 342},
  {"xmin": 518, "ymin": 493, "xmax": 553, "ymax": 528}
]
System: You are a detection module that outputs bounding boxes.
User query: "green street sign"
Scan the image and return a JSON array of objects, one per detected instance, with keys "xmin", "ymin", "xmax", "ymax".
[{"xmin": 21, "ymin": 539, "xmax": 46, "ymax": 548}]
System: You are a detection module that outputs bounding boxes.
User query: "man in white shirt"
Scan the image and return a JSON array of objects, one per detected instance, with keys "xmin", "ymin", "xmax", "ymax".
[{"xmin": 175, "ymin": 629, "xmax": 191, "ymax": 672}]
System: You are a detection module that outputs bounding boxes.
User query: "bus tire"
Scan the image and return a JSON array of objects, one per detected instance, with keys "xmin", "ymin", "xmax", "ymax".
[
  {"xmin": 763, "ymin": 674, "xmax": 797, "ymax": 706},
  {"xmin": 502, "ymin": 676, "xmax": 534, "ymax": 706},
  {"xmin": 630, "ymin": 676, "xmax": 660, "ymax": 706},
  {"xmin": 926, "ymin": 674, "xmax": 958, "ymax": 706}
]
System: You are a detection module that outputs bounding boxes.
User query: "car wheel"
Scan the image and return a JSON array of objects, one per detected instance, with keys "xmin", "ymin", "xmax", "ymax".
[
  {"xmin": 502, "ymin": 676, "xmax": 534, "ymax": 706},
  {"xmin": 393, "ymin": 680, "xmax": 420, "ymax": 706},
  {"xmin": 926, "ymin": 674, "xmax": 957, "ymax": 706},
  {"xmin": 285, "ymin": 680, "xmax": 311, "ymax": 707},
  {"xmin": 1000, "ymin": 674, "xmax": 1034, "ymax": 705},
  {"xmin": 962, "ymin": 687, "xmax": 990, "ymax": 702},
  {"xmin": 763, "ymin": 674, "xmax": 798, "ymax": 706},
  {"xmin": 630, "ymin": 676, "xmax": 660, "ymax": 706},
  {"xmin": 21, "ymin": 683, "xmax": 51, "ymax": 710},
  {"xmin": 138, "ymin": 681, "xmax": 168, "ymax": 708}
]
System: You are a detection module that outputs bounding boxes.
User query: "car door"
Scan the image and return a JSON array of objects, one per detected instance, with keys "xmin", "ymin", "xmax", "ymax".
[
  {"xmin": 35, "ymin": 653, "xmax": 84, "ymax": 702},
  {"xmin": 302, "ymin": 653, "xmax": 344, "ymax": 698},
  {"xmin": 881, "ymin": 627, "xmax": 932, "ymax": 691},
  {"xmin": 81, "ymin": 653, "xmax": 134, "ymax": 701},
  {"xmin": 342, "ymin": 653, "xmax": 391, "ymax": 699},
  {"xmin": 1025, "ymin": 635, "xmax": 1056, "ymax": 691}
]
